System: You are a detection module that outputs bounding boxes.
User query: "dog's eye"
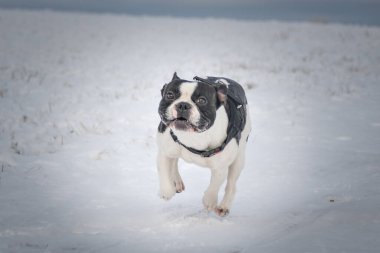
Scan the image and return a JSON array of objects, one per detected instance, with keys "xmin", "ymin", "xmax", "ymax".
[
  {"xmin": 196, "ymin": 96, "xmax": 207, "ymax": 105},
  {"xmin": 165, "ymin": 91, "xmax": 175, "ymax": 100}
]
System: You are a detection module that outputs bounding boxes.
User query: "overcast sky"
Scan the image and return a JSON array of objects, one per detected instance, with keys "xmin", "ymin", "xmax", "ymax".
[{"xmin": 0, "ymin": 0, "xmax": 379, "ymax": 25}]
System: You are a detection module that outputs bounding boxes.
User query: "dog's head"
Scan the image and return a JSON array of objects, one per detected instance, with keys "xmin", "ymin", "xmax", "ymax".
[{"xmin": 158, "ymin": 73, "xmax": 227, "ymax": 133}]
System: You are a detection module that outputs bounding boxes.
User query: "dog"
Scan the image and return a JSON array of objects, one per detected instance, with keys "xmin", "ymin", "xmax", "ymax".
[{"xmin": 157, "ymin": 73, "xmax": 251, "ymax": 217}]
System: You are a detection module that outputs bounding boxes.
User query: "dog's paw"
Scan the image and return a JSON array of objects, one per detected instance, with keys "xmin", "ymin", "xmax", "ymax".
[
  {"xmin": 202, "ymin": 192, "xmax": 218, "ymax": 211},
  {"xmin": 174, "ymin": 178, "xmax": 185, "ymax": 193},
  {"xmin": 159, "ymin": 185, "xmax": 176, "ymax": 201},
  {"xmin": 215, "ymin": 207, "xmax": 230, "ymax": 217}
]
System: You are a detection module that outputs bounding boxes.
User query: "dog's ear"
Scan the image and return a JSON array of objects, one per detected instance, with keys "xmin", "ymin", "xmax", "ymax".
[
  {"xmin": 172, "ymin": 72, "xmax": 180, "ymax": 81},
  {"xmin": 161, "ymin": 72, "xmax": 180, "ymax": 97},
  {"xmin": 215, "ymin": 83, "xmax": 227, "ymax": 103},
  {"xmin": 161, "ymin": 83, "xmax": 167, "ymax": 97}
]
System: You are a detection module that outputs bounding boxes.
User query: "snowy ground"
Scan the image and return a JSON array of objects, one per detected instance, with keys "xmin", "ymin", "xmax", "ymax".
[{"xmin": 0, "ymin": 9, "xmax": 380, "ymax": 253}]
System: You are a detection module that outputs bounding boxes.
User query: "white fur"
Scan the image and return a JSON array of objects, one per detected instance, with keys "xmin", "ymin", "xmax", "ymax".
[{"xmin": 157, "ymin": 97, "xmax": 252, "ymax": 216}]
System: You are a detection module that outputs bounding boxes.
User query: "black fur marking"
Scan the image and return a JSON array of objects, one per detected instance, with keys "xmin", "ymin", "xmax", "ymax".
[
  {"xmin": 158, "ymin": 121, "xmax": 167, "ymax": 133},
  {"xmin": 158, "ymin": 79, "xmax": 183, "ymax": 127},
  {"xmin": 191, "ymin": 82, "xmax": 219, "ymax": 131}
]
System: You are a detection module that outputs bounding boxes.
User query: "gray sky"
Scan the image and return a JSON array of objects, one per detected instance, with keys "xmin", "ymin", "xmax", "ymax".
[{"xmin": 1, "ymin": 0, "xmax": 379, "ymax": 25}]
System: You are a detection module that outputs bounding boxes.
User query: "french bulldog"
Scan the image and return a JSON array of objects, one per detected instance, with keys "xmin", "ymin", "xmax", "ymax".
[{"xmin": 157, "ymin": 72, "xmax": 251, "ymax": 217}]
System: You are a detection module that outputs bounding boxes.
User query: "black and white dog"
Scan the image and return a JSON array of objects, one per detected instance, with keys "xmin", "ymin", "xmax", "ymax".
[{"xmin": 157, "ymin": 73, "xmax": 251, "ymax": 217}]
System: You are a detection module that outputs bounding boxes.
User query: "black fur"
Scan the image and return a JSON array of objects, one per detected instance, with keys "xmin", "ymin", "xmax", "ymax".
[
  {"xmin": 190, "ymin": 82, "xmax": 220, "ymax": 131},
  {"xmin": 158, "ymin": 79, "xmax": 183, "ymax": 131}
]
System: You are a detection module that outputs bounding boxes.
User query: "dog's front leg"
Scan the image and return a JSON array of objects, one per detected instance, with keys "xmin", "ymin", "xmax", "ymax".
[
  {"xmin": 157, "ymin": 151, "xmax": 179, "ymax": 200},
  {"xmin": 203, "ymin": 167, "xmax": 228, "ymax": 212}
]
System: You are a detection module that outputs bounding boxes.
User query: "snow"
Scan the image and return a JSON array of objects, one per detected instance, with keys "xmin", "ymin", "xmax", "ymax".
[{"xmin": 1, "ymin": 9, "xmax": 380, "ymax": 253}]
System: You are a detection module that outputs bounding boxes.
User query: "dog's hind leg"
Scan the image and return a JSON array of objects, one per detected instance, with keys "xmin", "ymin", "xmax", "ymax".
[
  {"xmin": 203, "ymin": 167, "xmax": 228, "ymax": 212},
  {"xmin": 217, "ymin": 150, "xmax": 246, "ymax": 216}
]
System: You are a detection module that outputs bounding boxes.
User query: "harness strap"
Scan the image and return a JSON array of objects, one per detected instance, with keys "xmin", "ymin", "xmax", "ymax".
[
  {"xmin": 193, "ymin": 76, "xmax": 217, "ymax": 86},
  {"xmin": 170, "ymin": 130, "xmax": 226, "ymax": 158}
]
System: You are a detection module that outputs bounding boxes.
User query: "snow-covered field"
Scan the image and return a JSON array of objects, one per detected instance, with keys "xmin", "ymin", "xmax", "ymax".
[{"xmin": 1, "ymin": 9, "xmax": 380, "ymax": 253}]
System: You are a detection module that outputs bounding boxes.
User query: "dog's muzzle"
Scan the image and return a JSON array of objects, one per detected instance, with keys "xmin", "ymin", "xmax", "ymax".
[{"xmin": 169, "ymin": 102, "xmax": 193, "ymax": 131}]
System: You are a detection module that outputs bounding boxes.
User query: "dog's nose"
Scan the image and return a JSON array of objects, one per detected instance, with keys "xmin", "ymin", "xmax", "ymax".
[{"xmin": 176, "ymin": 102, "xmax": 191, "ymax": 112}]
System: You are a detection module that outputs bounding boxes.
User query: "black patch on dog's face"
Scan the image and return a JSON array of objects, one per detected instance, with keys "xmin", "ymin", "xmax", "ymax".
[
  {"xmin": 190, "ymin": 82, "xmax": 220, "ymax": 131},
  {"xmin": 158, "ymin": 79, "xmax": 182, "ymax": 129}
]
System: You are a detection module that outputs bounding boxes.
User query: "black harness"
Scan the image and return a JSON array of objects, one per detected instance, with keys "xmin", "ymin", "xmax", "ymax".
[{"xmin": 168, "ymin": 76, "xmax": 247, "ymax": 158}]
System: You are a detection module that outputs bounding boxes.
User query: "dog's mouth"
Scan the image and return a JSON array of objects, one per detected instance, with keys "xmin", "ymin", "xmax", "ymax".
[
  {"xmin": 169, "ymin": 117, "xmax": 197, "ymax": 131},
  {"xmin": 175, "ymin": 116, "xmax": 187, "ymax": 121}
]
